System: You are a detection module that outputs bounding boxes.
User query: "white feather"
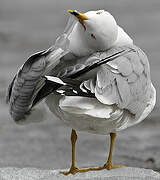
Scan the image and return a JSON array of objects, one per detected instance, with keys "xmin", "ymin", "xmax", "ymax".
[{"xmin": 45, "ymin": 76, "xmax": 66, "ymax": 85}]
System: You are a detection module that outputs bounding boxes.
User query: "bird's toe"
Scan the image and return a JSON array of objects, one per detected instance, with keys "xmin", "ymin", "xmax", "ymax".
[{"xmin": 104, "ymin": 161, "xmax": 124, "ymax": 170}]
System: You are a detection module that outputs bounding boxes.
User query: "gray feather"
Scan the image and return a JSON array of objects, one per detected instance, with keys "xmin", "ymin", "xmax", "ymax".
[
  {"xmin": 7, "ymin": 43, "xmax": 151, "ymax": 123},
  {"xmin": 8, "ymin": 51, "xmax": 48, "ymax": 121},
  {"xmin": 80, "ymin": 45, "xmax": 152, "ymax": 119}
]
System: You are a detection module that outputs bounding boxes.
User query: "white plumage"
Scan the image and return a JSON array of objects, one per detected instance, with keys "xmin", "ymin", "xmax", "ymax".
[
  {"xmin": 7, "ymin": 10, "xmax": 156, "ymax": 135},
  {"xmin": 46, "ymin": 45, "xmax": 156, "ymax": 134},
  {"xmin": 44, "ymin": 10, "xmax": 156, "ymax": 135},
  {"xmin": 7, "ymin": 9, "xmax": 156, "ymax": 174}
]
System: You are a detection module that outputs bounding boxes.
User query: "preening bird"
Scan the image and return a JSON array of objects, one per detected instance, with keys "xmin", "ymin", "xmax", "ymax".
[{"xmin": 7, "ymin": 10, "xmax": 156, "ymax": 175}]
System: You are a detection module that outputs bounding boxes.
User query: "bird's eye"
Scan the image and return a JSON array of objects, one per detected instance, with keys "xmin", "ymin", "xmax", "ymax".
[
  {"xmin": 91, "ymin": 33, "xmax": 96, "ymax": 39},
  {"xmin": 96, "ymin": 11, "xmax": 103, "ymax": 15}
]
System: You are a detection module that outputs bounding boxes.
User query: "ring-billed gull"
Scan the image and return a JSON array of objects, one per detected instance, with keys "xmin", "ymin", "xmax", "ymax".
[{"xmin": 7, "ymin": 10, "xmax": 156, "ymax": 175}]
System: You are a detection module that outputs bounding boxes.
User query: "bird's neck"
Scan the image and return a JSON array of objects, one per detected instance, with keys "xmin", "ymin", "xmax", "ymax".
[
  {"xmin": 68, "ymin": 23, "xmax": 133, "ymax": 57},
  {"xmin": 113, "ymin": 26, "xmax": 133, "ymax": 47},
  {"xmin": 68, "ymin": 23, "xmax": 94, "ymax": 57}
]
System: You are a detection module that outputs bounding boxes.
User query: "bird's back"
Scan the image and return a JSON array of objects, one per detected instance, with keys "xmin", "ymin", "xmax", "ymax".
[{"xmin": 45, "ymin": 44, "xmax": 156, "ymax": 134}]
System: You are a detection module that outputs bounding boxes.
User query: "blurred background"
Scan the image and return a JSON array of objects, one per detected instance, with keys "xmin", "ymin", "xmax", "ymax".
[{"xmin": 0, "ymin": 0, "xmax": 160, "ymax": 172}]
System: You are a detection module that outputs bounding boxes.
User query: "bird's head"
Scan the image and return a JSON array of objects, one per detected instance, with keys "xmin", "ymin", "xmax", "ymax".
[{"xmin": 67, "ymin": 10, "xmax": 118, "ymax": 56}]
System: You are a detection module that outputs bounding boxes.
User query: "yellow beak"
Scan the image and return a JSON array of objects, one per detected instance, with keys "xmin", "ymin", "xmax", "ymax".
[
  {"xmin": 67, "ymin": 10, "xmax": 88, "ymax": 30},
  {"xmin": 67, "ymin": 10, "xmax": 88, "ymax": 20}
]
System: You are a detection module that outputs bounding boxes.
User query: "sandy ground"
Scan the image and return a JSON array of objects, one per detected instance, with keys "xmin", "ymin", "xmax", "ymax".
[
  {"xmin": 0, "ymin": 167, "xmax": 159, "ymax": 180},
  {"xmin": 0, "ymin": 0, "xmax": 160, "ymax": 173}
]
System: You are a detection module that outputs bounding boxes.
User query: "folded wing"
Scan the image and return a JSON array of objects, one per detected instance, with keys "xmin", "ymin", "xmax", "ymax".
[{"xmin": 82, "ymin": 46, "xmax": 152, "ymax": 120}]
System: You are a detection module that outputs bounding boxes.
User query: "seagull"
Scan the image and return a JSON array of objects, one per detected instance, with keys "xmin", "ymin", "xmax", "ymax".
[{"xmin": 6, "ymin": 10, "xmax": 156, "ymax": 175}]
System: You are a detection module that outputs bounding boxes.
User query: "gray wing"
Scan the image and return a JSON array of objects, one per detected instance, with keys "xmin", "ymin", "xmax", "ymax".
[
  {"xmin": 6, "ymin": 15, "xmax": 79, "ymax": 122},
  {"xmin": 6, "ymin": 43, "xmax": 70, "ymax": 122},
  {"xmin": 6, "ymin": 50, "xmax": 48, "ymax": 121},
  {"xmin": 82, "ymin": 45, "xmax": 152, "ymax": 119},
  {"xmin": 7, "ymin": 43, "xmax": 146, "ymax": 123},
  {"xmin": 32, "ymin": 48, "xmax": 128, "ymax": 104}
]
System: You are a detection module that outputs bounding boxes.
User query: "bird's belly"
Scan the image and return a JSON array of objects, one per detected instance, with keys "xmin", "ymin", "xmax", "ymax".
[
  {"xmin": 59, "ymin": 96, "xmax": 120, "ymax": 135},
  {"xmin": 46, "ymin": 93, "xmax": 126, "ymax": 135},
  {"xmin": 45, "ymin": 84, "xmax": 156, "ymax": 135}
]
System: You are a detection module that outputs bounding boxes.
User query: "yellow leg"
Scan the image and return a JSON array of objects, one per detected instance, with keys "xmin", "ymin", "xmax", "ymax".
[
  {"xmin": 103, "ymin": 133, "xmax": 124, "ymax": 170},
  {"xmin": 60, "ymin": 129, "xmax": 79, "ymax": 175},
  {"xmin": 60, "ymin": 131, "xmax": 123, "ymax": 175},
  {"xmin": 60, "ymin": 129, "xmax": 99, "ymax": 175},
  {"xmin": 74, "ymin": 132, "xmax": 124, "ymax": 172}
]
